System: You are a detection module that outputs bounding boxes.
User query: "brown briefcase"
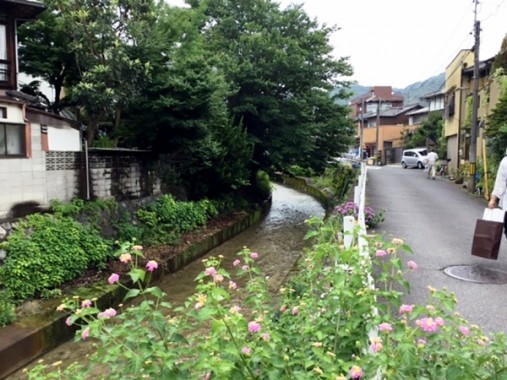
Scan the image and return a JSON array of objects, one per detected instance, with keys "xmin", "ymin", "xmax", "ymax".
[{"xmin": 471, "ymin": 219, "xmax": 503, "ymax": 260}]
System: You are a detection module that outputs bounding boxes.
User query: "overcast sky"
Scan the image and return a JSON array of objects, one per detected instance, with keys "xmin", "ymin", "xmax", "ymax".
[
  {"xmin": 279, "ymin": 0, "xmax": 507, "ymax": 88},
  {"xmin": 168, "ymin": 0, "xmax": 507, "ymax": 89}
]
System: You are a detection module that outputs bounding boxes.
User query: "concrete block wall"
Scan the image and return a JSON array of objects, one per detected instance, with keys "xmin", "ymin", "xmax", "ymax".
[
  {"xmin": 87, "ymin": 150, "xmax": 161, "ymax": 201},
  {"xmin": 1, "ymin": 146, "xmax": 161, "ymax": 220}
]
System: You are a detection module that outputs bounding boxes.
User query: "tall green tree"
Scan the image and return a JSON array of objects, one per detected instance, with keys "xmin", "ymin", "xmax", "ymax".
[
  {"xmin": 120, "ymin": 5, "xmax": 253, "ymax": 198},
  {"xmin": 190, "ymin": 0, "xmax": 354, "ymax": 173},
  {"xmin": 51, "ymin": 0, "xmax": 157, "ymax": 143},
  {"xmin": 17, "ymin": 0, "xmax": 81, "ymax": 113}
]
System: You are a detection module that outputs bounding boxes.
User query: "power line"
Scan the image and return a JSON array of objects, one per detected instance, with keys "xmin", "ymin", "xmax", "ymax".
[{"xmin": 421, "ymin": 3, "xmax": 475, "ymax": 80}]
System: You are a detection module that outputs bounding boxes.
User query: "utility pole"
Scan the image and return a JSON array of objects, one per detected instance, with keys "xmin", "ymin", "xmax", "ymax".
[
  {"xmin": 360, "ymin": 97, "xmax": 365, "ymax": 160},
  {"xmin": 468, "ymin": 0, "xmax": 481, "ymax": 193},
  {"xmin": 375, "ymin": 97, "xmax": 381, "ymax": 164}
]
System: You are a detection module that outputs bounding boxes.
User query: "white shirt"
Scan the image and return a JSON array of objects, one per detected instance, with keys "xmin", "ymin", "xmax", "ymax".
[
  {"xmin": 427, "ymin": 151, "xmax": 438, "ymax": 165},
  {"xmin": 492, "ymin": 156, "xmax": 507, "ymax": 210}
]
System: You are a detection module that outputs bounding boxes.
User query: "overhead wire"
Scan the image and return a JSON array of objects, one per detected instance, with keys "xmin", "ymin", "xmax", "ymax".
[{"xmin": 419, "ymin": 2, "xmax": 475, "ymax": 82}]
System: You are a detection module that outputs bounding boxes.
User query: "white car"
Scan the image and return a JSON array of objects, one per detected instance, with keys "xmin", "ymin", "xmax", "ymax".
[{"xmin": 401, "ymin": 148, "xmax": 428, "ymax": 169}]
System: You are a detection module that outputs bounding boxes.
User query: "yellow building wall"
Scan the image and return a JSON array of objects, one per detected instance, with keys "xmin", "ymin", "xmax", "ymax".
[{"xmin": 444, "ymin": 50, "xmax": 474, "ymax": 138}]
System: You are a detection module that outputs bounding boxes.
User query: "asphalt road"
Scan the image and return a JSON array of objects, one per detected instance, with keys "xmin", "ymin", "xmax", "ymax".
[{"xmin": 366, "ymin": 164, "xmax": 507, "ymax": 335}]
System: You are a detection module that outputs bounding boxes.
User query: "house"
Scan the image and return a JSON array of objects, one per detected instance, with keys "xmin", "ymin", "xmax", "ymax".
[
  {"xmin": 443, "ymin": 49, "xmax": 500, "ymax": 175},
  {"xmin": 359, "ymin": 104, "xmax": 426, "ymax": 164},
  {"xmin": 0, "ymin": 0, "xmax": 162, "ymax": 221},
  {"xmin": 0, "ymin": 0, "xmax": 83, "ymax": 219},
  {"xmin": 349, "ymin": 86, "xmax": 404, "ymax": 119},
  {"xmin": 420, "ymin": 89, "xmax": 445, "ymax": 114}
]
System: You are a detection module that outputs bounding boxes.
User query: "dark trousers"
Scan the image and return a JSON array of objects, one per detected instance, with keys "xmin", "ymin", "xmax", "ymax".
[{"xmin": 504, "ymin": 211, "xmax": 507, "ymax": 239}]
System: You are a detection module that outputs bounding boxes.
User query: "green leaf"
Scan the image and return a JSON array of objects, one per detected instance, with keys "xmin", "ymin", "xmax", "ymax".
[
  {"xmin": 124, "ymin": 289, "xmax": 141, "ymax": 301},
  {"xmin": 129, "ymin": 268, "xmax": 146, "ymax": 284}
]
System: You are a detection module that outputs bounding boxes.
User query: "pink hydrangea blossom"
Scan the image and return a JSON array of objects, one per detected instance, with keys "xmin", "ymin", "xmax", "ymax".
[
  {"xmin": 119, "ymin": 253, "xmax": 132, "ymax": 263},
  {"xmin": 399, "ymin": 304, "xmax": 414, "ymax": 314},
  {"xmin": 369, "ymin": 338, "xmax": 383, "ymax": 353},
  {"xmin": 81, "ymin": 299, "xmax": 92, "ymax": 308},
  {"xmin": 248, "ymin": 321, "xmax": 261, "ymax": 333},
  {"xmin": 229, "ymin": 280, "xmax": 237, "ymax": 290},
  {"xmin": 146, "ymin": 260, "xmax": 158, "ymax": 272},
  {"xmin": 229, "ymin": 305, "xmax": 242, "ymax": 314},
  {"xmin": 349, "ymin": 365, "xmax": 364, "ymax": 379},
  {"xmin": 261, "ymin": 333, "xmax": 271, "ymax": 341},
  {"xmin": 435, "ymin": 317, "xmax": 445, "ymax": 326},
  {"xmin": 81, "ymin": 327, "xmax": 90, "ymax": 340},
  {"xmin": 292, "ymin": 306, "xmax": 299, "ymax": 315},
  {"xmin": 233, "ymin": 259, "xmax": 241, "ymax": 267},
  {"xmin": 241, "ymin": 346, "xmax": 252, "ymax": 355},
  {"xmin": 379, "ymin": 323, "xmax": 393, "ymax": 333},
  {"xmin": 416, "ymin": 317, "xmax": 439, "ymax": 332},
  {"xmin": 459, "ymin": 325, "xmax": 470, "ymax": 335},
  {"xmin": 204, "ymin": 267, "xmax": 217, "ymax": 276},
  {"xmin": 65, "ymin": 317, "xmax": 72, "ymax": 326},
  {"xmin": 241, "ymin": 265, "xmax": 249, "ymax": 271},
  {"xmin": 417, "ymin": 338, "xmax": 427, "ymax": 347},
  {"xmin": 212, "ymin": 274, "xmax": 224, "ymax": 283},
  {"xmin": 376, "ymin": 249, "xmax": 387, "ymax": 257},
  {"xmin": 407, "ymin": 260, "xmax": 418, "ymax": 271},
  {"xmin": 108, "ymin": 273, "xmax": 120, "ymax": 285},
  {"xmin": 98, "ymin": 308, "xmax": 117, "ymax": 319},
  {"xmin": 250, "ymin": 252, "xmax": 259, "ymax": 260},
  {"xmin": 280, "ymin": 305, "xmax": 287, "ymax": 312}
]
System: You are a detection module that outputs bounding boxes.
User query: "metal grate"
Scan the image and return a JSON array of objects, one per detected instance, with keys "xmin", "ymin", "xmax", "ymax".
[{"xmin": 443, "ymin": 265, "xmax": 507, "ymax": 284}]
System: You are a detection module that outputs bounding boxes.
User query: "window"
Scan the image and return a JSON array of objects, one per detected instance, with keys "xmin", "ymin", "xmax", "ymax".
[
  {"xmin": 0, "ymin": 23, "xmax": 7, "ymax": 82},
  {"xmin": 0, "ymin": 123, "xmax": 26, "ymax": 157}
]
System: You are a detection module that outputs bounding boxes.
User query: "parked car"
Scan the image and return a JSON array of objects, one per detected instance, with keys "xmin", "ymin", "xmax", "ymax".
[{"xmin": 401, "ymin": 148, "xmax": 428, "ymax": 169}]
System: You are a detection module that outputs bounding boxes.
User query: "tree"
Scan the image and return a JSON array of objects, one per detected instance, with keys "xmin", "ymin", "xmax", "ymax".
[
  {"xmin": 485, "ymin": 77, "xmax": 507, "ymax": 166},
  {"xmin": 17, "ymin": 0, "xmax": 81, "ymax": 113},
  {"xmin": 402, "ymin": 112, "xmax": 444, "ymax": 155},
  {"xmin": 120, "ymin": 5, "xmax": 253, "ymax": 198},
  {"xmin": 50, "ymin": 0, "xmax": 157, "ymax": 144},
  {"xmin": 190, "ymin": 0, "xmax": 354, "ymax": 173}
]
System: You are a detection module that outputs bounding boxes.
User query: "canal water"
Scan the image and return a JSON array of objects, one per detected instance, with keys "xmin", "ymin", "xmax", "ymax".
[{"xmin": 9, "ymin": 183, "xmax": 325, "ymax": 379}]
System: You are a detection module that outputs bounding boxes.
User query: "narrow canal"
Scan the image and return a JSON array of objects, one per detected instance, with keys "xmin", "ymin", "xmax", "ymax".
[{"xmin": 9, "ymin": 183, "xmax": 325, "ymax": 379}]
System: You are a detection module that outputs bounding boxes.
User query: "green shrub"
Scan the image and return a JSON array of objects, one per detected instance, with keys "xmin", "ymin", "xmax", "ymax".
[
  {"xmin": 286, "ymin": 165, "xmax": 316, "ymax": 177},
  {"xmin": 0, "ymin": 289, "xmax": 16, "ymax": 326},
  {"xmin": 51, "ymin": 198, "xmax": 119, "ymax": 234},
  {"xmin": 254, "ymin": 170, "xmax": 272, "ymax": 200},
  {"xmin": 135, "ymin": 195, "xmax": 219, "ymax": 245},
  {"xmin": 312, "ymin": 164, "xmax": 357, "ymax": 204},
  {"xmin": 0, "ymin": 214, "xmax": 112, "ymax": 300}
]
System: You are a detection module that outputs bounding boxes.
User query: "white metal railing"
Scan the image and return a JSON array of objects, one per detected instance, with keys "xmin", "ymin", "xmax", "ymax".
[{"xmin": 344, "ymin": 162, "xmax": 381, "ymax": 379}]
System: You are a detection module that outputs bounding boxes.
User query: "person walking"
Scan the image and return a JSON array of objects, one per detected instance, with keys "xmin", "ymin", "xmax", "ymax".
[
  {"xmin": 426, "ymin": 148, "xmax": 439, "ymax": 180},
  {"xmin": 488, "ymin": 149, "xmax": 507, "ymax": 238}
]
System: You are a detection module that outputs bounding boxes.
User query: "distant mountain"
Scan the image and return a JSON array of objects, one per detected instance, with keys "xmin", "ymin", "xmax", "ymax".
[{"xmin": 337, "ymin": 73, "xmax": 445, "ymax": 106}]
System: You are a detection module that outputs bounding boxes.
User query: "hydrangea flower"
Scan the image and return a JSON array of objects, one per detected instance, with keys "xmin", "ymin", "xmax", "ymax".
[
  {"xmin": 108, "ymin": 273, "xmax": 120, "ymax": 285},
  {"xmin": 146, "ymin": 260, "xmax": 158, "ymax": 272}
]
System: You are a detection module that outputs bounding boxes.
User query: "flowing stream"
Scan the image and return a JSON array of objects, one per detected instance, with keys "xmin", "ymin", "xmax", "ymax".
[{"xmin": 8, "ymin": 183, "xmax": 325, "ymax": 379}]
